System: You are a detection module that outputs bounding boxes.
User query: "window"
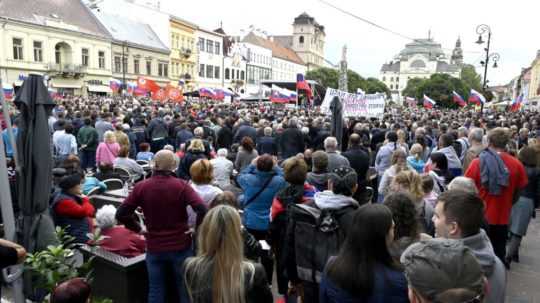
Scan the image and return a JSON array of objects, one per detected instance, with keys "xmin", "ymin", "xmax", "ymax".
[
  {"xmin": 225, "ymin": 68, "xmax": 230, "ymax": 80},
  {"xmin": 215, "ymin": 42, "xmax": 220, "ymax": 55},
  {"xmin": 236, "ymin": 70, "xmax": 240, "ymax": 79},
  {"xmin": 390, "ymin": 77, "xmax": 394, "ymax": 82},
  {"xmin": 199, "ymin": 38, "xmax": 205, "ymax": 52},
  {"xmin": 382, "ymin": 76, "xmax": 386, "ymax": 81},
  {"xmin": 158, "ymin": 63, "xmax": 168, "ymax": 77},
  {"xmin": 214, "ymin": 66, "xmax": 220, "ymax": 79},
  {"xmin": 146, "ymin": 60, "xmax": 152, "ymax": 75},
  {"xmin": 241, "ymin": 71, "xmax": 245, "ymax": 80},
  {"xmin": 231, "ymin": 69, "xmax": 235, "ymax": 80},
  {"xmin": 299, "ymin": 36, "xmax": 304, "ymax": 44},
  {"xmin": 114, "ymin": 56, "xmax": 121, "ymax": 73},
  {"xmin": 396, "ymin": 77, "xmax": 399, "ymax": 82},
  {"xmin": 134, "ymin": 59, "xmax": 140, "ymax": 74},
  {"xmin": 206, "ymin": 40, "xmax": 214, "ymax": 54},
  {"xmin": 98, "ymin": 51, "xmax": 105, "ymax": 69},
  {"xmin": 199, "ymin": 64, "xmax": 205, "ymax": 77},
  {"xmin": 390, "ymin": 84, "xmax": 393, "ymax": 89},
  {"xmin": 206, "ymin": 65, "xmax": 213, "ymax": 78},
  {"xmin": 33, "ymin": 41, "xmax": 42, "ymax": 62},
  {"xmin": 82, "ymin": 48, "xmax": 89, "ymax": 66},
  {"xmin": 13, "ymin": 38, "xmax": 23, "ymax": 60}
]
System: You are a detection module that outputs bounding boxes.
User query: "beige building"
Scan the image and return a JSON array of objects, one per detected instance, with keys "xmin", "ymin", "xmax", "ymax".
[
  {"xmin": 527, "ymin": 50, "xmax": 540, "ymax": 106},
  {"xmin": 170, "ymin": 16, "xmax": 198, "ymax": 90},
  {"xmin": 0, "ymin": 0, "xmax": 113, "ymax": 95},
  {"xmin": 94, "ymin": 12, "xmax": 170, "ymax": 90}
]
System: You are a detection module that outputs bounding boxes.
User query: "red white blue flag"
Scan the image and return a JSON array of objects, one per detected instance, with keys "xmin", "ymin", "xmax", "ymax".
[
  {"xmin": 296, "ymin": 73, "xmax": 312, "ymax": 99},
  {"xmin": 423, "ymin": 94, "xmax": 436, "ymax": 109},
  {"xmin": 468, "ymin": 89, "xmax": 486, "ymax": 105},
  {"xmin": 452, "ymin": 91, "xmax": 466, "ymax": 107}
]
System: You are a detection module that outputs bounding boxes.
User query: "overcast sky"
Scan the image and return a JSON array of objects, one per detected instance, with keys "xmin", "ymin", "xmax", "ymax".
[{"xmin": 159, "ymin": 0, "xmax": 539, "ymax": 86}]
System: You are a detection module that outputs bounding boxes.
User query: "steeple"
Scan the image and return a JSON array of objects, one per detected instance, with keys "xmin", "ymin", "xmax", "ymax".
[{"xmin": 451, "ymin": 36, "xmax": 463, "ymax": 66}]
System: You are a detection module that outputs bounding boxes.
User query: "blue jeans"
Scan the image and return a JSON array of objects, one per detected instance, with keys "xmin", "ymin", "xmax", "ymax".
[
  {"xmin": 80, "ymin": 150, "xmax": 96, "ymax": 170},
  {"xmin": 146, "ymin": 248, "xmax": 193, "ymax": 303}
]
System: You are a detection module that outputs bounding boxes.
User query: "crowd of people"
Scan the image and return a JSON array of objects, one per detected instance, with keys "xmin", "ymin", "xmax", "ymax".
[{"xmin": 1, "ymin": 94, "xmax": 540, "ymax": 303}]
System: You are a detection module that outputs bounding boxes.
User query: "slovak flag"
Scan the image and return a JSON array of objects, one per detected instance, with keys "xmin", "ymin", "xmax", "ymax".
[
  {"xmin": 2, "ymin": 88, "xmax": 14, "ymax": 100},
  {"xmin": 270, "ymin": 85, "xmax": 292, "ymax": 104},
  {"xmin": 213, "ymin": 89, "xmax": 226, "ymax": 101},
  {"xmin": 296, "ymin": 73, "xmax": 312, "ymax": 99},
  {"xmin": 511, "ymin": 94, "xmax": 523, "ymax": 112},
  {"xmin": 468, "ymin": 89, "xmax": 486, "ymax": 105},
  {"xmin": 423, "ymin": 94, "xmax": 436, "ymax": 109},
  {"xmin": 137, "ymin": 77, "xmax": 160, "ymax": 93},
  {"xmin": 452, "ymin": 91, "xmax": 466, "ymax": 107},
  {"xmin": 199, "ymin": 87, "xmax": 215, "ymax": 99}
]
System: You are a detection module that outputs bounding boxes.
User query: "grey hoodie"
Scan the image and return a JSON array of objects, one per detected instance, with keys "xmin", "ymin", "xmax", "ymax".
[
  {"xmin": 313, "ymin": 191, "xmax": 358, "ymax": 210},
  {"xmin": 460, "ymin": 229, "xmax": 506, "ymax": 303}
]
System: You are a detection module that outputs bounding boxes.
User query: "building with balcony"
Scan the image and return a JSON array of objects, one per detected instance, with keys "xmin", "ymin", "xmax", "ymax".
[
  {"xmin": 170, "ymin": 16, "xmax": 198, "ymax": 91},
  {"xmin": 195, "ymin": 28, "xmax": 224, "ymax": 89},
  {"xmin": 93, "ymin": 12, "xmax": 170, "ymax": 90},
  {"xmin": 0, "ymin": 0, "xmax": 113, "ymax": 95}
]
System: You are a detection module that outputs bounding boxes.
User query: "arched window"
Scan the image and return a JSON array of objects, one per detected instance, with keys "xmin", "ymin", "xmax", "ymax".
[
  {"xmin": 299, "ymin": 36, "xmax": 304, "ymax": 44},
  {"xmin": 390, "ymin": 77, "xmax": 394, "ymax": 82},
  {"xmin": 225, "ymin": 68, "xmax": 230, "ymax": 80}
]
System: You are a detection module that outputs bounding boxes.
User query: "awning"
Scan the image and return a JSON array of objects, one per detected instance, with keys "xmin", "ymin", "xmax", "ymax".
[
  {"xmin": 51, "ymin": 81, "xmax": 81, "ymax": 89},
  {"xmin": 87, "ymin": 85, "xmax": 112, "ymax": 93}
]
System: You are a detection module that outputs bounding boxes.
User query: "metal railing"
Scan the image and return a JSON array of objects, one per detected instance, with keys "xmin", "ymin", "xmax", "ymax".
[{"xmin": 47, "ymin": 63, "xmax": 87, "ymax": 74}]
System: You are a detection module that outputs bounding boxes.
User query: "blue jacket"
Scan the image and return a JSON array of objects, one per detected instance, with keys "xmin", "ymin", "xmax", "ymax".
[
  {"xmin": 407, "ymin": 156, "xmax": 425, "ymax": 173},
  {"xmin": 319, "ymin": 263, "xmax": 408, "ymax": 303},
  {"xmin": 237, "ymin": 164, "xmax": 286, "ymax": 231}
]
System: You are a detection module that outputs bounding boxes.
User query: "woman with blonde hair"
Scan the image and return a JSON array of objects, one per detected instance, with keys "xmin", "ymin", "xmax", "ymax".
[
  {"xmin": 183, "ymin": 205, "xmax": 273, "ymax": 303},
  {"xmin": 177, "ymin": 139, "xmax": 208, "ymax": 180},
  {"xmin": 95, "ymin": 130, "xmax": 120, "ymax": 166},
  {"xmin": 406, "ymin": 143, "xmax": 425, "ymax": 173},
  {"xmin": 378, "ymin": 149, "xmax": 410, "ymax": 201},
  {"xmin": 396, "ymin": 129, "xmax": 410, "ymax": 155},
  {"xmin": 390, "ymin": 170, "xmax": 434, "ymax": 235}
]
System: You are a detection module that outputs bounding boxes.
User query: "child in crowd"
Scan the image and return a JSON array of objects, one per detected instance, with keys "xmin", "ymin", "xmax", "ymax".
[
  {"xmin": 136, "ymin": 142, "xmax": 154, "ymax": 161},
  {"xmin": 407, "ymin": 143, "xmax": 426, "ymax": 173},
  {"xmin": 421, "ymin": 173, "xmax": 438, "ymax": 209}
]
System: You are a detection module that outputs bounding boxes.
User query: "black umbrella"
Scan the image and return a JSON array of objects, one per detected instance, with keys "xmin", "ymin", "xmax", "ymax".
[
  {"xmin": 14, "ymin": 74, "xmax": 58, "ymax": 252},
  {"xmin": 330, "ymin": 96, "xmax": 344, "ymax": 149}
]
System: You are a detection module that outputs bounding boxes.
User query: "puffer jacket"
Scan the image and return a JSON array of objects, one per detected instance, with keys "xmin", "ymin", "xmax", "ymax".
[{"xmin": 51, "ymin": 192, "xmax": 95, "ymax": 244}]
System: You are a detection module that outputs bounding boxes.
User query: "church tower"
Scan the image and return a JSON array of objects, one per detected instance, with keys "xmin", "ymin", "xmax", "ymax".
[
  {"xmin": 291, "ymin": 12, "xmax": 325, "ymax": 71},
  {"xmin": 451, "ymin": 37, "xmax": 464, "ymax": 66}
]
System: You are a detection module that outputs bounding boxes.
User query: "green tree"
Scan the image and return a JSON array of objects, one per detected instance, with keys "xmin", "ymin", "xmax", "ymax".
[
  {"xmin": 306, "ymin": 68, "xmax": 389, "ymax": 96},
  {"xmin": 402, "ymin": 77, "xmax": 426, "ymax": 100},
  {"xmin": 306, "ymin": 67, "xmax": 339, "ymax": 90},
  {"xmin": 460, "ymin": 64, "xmax": 483, "ymax": 92},
  {"xmin": 364, "ymin": 77, "xmax": 390, "ymax": 97},
  {"xmin": 402, "ymin": 74, "xmax": 470, "ymax": 108}
]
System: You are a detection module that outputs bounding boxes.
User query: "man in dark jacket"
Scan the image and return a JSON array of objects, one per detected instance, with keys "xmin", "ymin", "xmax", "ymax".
[
  {"xmin": 312, "ymin": 122, "xmax": 331, "ymax": 151},
  {"xmin": 234, "ymin": 119, "xmax": 257, "ymax": 144},
  {"xmin": 77, "ymin": 118, "xmax": 99, "ymax": 171},
  {"xmin": 176, "ymin": 123, "xmax": 194, "ymax": 149},
  {"xmin": 257, "ymin": 127, "xmax": 277, "ymax": 156},
  {"xmin": 216, "ymin": 118, "xmax": 234, "ymax": 150},
  {"xmin": 146, "ymin": 113, "xmax": 168, "ymax": 153},
  {"xmin": 342, "ymin": 134, "xmax": 370, "ymax": 204},
  {"xmin": 279, "ymin": 118, "xmax": 305, "ymax": 159}
]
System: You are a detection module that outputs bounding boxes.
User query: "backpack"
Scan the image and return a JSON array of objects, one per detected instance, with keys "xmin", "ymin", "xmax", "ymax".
[{"xmin": 288, "ymin": 203, "xmax": 357, "ymax": 284}]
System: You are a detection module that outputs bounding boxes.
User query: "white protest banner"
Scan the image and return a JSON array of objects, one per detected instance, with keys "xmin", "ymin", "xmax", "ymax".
[{"xmin": 321, "ymin": 88, "xmax": 386, "ymax": 118}]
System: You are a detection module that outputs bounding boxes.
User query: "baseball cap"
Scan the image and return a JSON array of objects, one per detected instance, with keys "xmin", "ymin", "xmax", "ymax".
[{"xmin": 400, "ymin": 238, "xmax": 485, "ymax": 303}]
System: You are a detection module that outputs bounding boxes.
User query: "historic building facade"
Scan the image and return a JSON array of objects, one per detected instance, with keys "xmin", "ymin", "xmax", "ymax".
[
  {"xmin": 170, "ymin": 16, "xmax": 197, "ymax": 90},
  {"xmin": 195, "ymin": 28, "xmax": 224, "ymax": 89},
  {"xmin": 380, "ymin": 37, "xmax": 463, "ymax": 101}
]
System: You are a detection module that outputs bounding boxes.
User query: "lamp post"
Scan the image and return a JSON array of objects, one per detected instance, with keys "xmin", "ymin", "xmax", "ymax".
[
  {"xmin": 475, "ymin": 24, "xmax": 500, "ymax": 113},
  {"xmin": 121, "ymin": 40, "xmax": 128, "ymax": 95}
]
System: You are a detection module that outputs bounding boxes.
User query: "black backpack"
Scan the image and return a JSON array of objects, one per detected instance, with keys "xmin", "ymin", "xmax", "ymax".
[{"xmin": 288, "ymin": 203, "xmax": 357, "ymax": 283}]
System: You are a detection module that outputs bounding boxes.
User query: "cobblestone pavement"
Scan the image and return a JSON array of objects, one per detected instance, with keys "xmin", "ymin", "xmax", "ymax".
[{"xmin": 507, "ymin": 210, "xmax": 540, "ymax": 303}]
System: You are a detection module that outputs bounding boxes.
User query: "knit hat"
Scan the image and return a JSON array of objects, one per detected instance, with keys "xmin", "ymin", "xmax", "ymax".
[
  {"xmin": 400, "ymin": 238, "xmax": 485, "ymax": 302},
  {"xmin": 59, "ymin": 173, "xmax": 83, "ymax": 191}
]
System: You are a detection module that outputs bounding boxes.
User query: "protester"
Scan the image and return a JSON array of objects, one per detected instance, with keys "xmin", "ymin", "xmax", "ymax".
[
  {"xmin": 95, "ymin": 130, "xmax": 120, "ymax": 166},
  {"xmin": 324, "ymin": 136, "xmax": 350, "ymax": 172},
  {"xmin": 342, "ymin": 133, "xmax": 370, "ymax": 203},
  {"xmin": 462, "ymin": 127, "xmax": 485, "ymax": 172},
  {"xmin": 183, "ymin": 205, "xmax": 273, "ymax": 303},
  {"xmin": 177, "ymin": 139, "xmax": 208, "ymax": 180},
  {"xmin": 447, "ymin": 176, "xmax": 478, "ymax": 194},
  {"xmin": 279, "ymin": 117, "xmax": 305, "ymax": 159},
  {"xmin": 113, "ymin": 146, "xmax": 145, "ymax": 180},
  {"xmin": 116, "ymin": 150, "xmax": 207, "ymax": 303},
  {"xmin": 507, "ymin": 146, "xmax": 540, "ymax": 266},
  {"xmin": 236, "ymin": 136, "xmax": 258, "ymax": 172},
  {"xmin": 378, "ymin": 149, "xmax": 409, "ymax": 199},
  {"xmin": 190, "ymin": 159, "xmax": 223, "ymax": 206},
  {"xmin": 421, "ymin": 174, "xmax": 438, "ymax": 208},
  {"xmin": 306, "ymin": 150, "xmax": 331, "ymax": 192},
  {"xmin": 95, "ymin": 205, "xmax": 146, "ymax": 257},
  {"xmin": 319, "ymin": 204, "xmax": 408, "ymax": 303},
  {"xmin": 77, "ymin": 118, "xmax": 99, "ymax": 171},
  {"xmin": 375, "ymin": 131, "xmax": 403, "ymax": 177},
  {"xmin": 401, "ymin": 239, "xmax": 486, "ymax": 303},
  {"xmin": 54, "ymin": 122, "xmax": 78, "ymax": 162},
  {"xmin": 136, "ymin": 142, "xmax": 154, "ymax": 161},
  {"xmin": 465, "ymin": 127, "xmax": 528, "ymax": 262},
  {"xmin": 427, "ymin": 152, "xmax": 453, "ymax": 195},
  {"xmin": 407, "ymin": 143, "xmax": 426, "ymax": 173},
  {"xmin": 210, "ymin": 148, "xmax": 234, "ymax": 190},
  {"xmin": 0, "ymin": 238, "xmax": 26, "ymax": 299},
  {"xmin": 432, "ymin": 189, "xmax": 506, "ymax": 303},
  {"xmin": 257, "ymin": 127, "xmax": 278, "ymax": 156}
]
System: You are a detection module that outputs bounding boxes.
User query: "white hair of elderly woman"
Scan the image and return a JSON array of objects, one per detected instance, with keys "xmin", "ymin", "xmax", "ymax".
[
  {"xmin": 447, "ymin": 177, "xmax": 478, "ymax": 194},
  {"xmin": 96, "ymin": 205, "xmax": 118, "ymax": 229}
]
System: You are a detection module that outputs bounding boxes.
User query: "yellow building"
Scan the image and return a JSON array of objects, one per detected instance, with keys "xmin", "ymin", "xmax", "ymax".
[
  {"xmin": 528, "ymin": 50, "xmax": 540, "ymax": 105},
  {"xmin": 169, "ymin": 16, "xmax": 197, "ymax": 90}
]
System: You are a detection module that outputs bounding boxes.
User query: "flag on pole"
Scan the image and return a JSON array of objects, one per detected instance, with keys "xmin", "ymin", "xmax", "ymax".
[
  {"xmin": 296, "ymin": 73, "xmax": 312, "ymax": 99},
  {"xmin": 151, "ymin": 88, "xmax": 167, "ymax": 102},
  {"xmin": 511, "ymin": 94, "xmax": 523, "ymax": 112},
  {"xmin": 137, "ymin": 76, "xmax": 160, "ymax": 93},
  {"xmin": 199, "ymin": 87, "xmax": 215, "ymax": 99},
  {"xmin": 423, "ymin": 94, "xmax": 436, "ymax": 109},
  {"xmin": 270, "ymin": 85, "xmax": 295, "ymax": 104},
  {"xmin": 468, "ymin": 89, "xmax": 486, "ymax": 105},
  {"xmin": 109, "ymin": 79, "xmax": 122, "ymax": 92},
  {"xmin": 452, "ymin": 91, "xmax": 467, "ymax": 107}
]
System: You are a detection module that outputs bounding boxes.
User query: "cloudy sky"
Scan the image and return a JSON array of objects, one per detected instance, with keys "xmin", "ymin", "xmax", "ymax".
[{"xmin": 159, "ymin": 0, "xmax": 538, "ymax": 85}]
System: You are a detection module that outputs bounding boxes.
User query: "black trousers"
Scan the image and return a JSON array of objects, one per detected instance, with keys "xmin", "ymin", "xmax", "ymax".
[
  {"xmin": 246, "ymin": 228, "xmax": 274, "ymax": 285},
  {"xmin": 487, "ymin": 224, "xmax": 508, "ymax": 262}
]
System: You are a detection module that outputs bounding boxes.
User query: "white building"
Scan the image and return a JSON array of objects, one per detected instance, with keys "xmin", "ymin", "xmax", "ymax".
[
  {"xmin": 195, "ymin": 28, "xmax": 224, "ymax": 89},
  {"xmin": 380, "ymin": 37, "xmax": 463, "ymax": 102},
  {"xmin": 0, "ymin": 0, "xmax": 113, "ymax": 96},
  {"xmin": 239, "ymin": 33, "xmax": 273, "ymax": 95},
  {"xmin": 218, "ymin": 33, "xmax": 247, "ymax": 94}
]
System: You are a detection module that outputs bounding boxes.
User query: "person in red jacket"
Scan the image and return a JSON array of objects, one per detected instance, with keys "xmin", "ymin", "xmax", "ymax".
[{"xmin": 52, "ymin": 173, "xmax": 95, "ymax": 244}]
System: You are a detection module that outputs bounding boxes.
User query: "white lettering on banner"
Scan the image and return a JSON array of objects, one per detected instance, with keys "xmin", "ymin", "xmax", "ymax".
[{"xmin": 321, "ymin": 88, "xmax": 386, "ymax": 118}]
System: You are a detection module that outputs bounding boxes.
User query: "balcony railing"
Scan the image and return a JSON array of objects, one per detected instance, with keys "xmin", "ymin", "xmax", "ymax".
[
  {"xmin": 47, "ymin": 63, "xmax": 87, "ymax": 74},
  {"xmin": 180, "ymin": 48, "xmax": 192, "ymax": 59}
]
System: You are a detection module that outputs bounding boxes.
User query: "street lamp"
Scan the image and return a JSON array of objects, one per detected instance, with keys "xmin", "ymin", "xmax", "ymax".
[
  {"xmin": 121, "ymin": 41, "xmax": 128, "ymax": 95},
  {"xmin": 475, "ymin": 24, "xmax": 500, "ymax": 113}
]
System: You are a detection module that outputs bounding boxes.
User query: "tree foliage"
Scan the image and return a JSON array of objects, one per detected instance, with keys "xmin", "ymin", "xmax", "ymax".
[
  {"xmin": 402, "ymin": 74, "xmax": 469, "ymax": 108},
  {"xmin": 461, "ymin": 64, "xmax": 483, "ymax": 92},
  {"xmin": 306, "ymin": 67, "xmax": 390, "ymax": 97}
]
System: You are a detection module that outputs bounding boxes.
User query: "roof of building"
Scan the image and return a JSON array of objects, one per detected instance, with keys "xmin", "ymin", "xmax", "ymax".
[
  {"xmin": 270, "ymin": 35, "xmax": 293, "ymax": 49},
  {"xmin": 93, "ymin": 12, "xmax": 169, "ymax": 52},
  {"xmin": 381, "ymin": 61, "xmax": 400, "ymax": 72},
  {"xmin": 294, "ymin": 12, "xmax": 325, "ymax": 34},
  {"xmin": 242, "ymin": 32, "xmax": 304, "ymax": 65},
  {"xmin": 170, "ymin": 15, "xmax": 198, "ymax": 29},
  {"xmin": 399, "ymin": 38, "xmax": 445, "ymax": 58},
  {"xmin": 0, "ymin": 0, "xmax": 110, "ymax": 38}
]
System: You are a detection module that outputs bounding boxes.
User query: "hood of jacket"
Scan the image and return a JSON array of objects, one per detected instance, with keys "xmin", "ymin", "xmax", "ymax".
[
  {"xmin": 460, "ymin": 229, "xmax": 496, "ymax": 276},
  {"xmin": 314, "ymin": 191, "xmax": 358, "ymax": 210},
  {"xmin": 437, "ymin": 146, "xmax": 462, "ymax": 169}
]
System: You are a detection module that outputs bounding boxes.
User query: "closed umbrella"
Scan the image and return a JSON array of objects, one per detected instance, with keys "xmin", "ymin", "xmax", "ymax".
[
  {"xmin": 330, "ymin": 96, "xmax": 343, "ymax": 149},
  {"xmin": 14, "ymin": 74, "xmax": 58, "ymax": 296}
]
